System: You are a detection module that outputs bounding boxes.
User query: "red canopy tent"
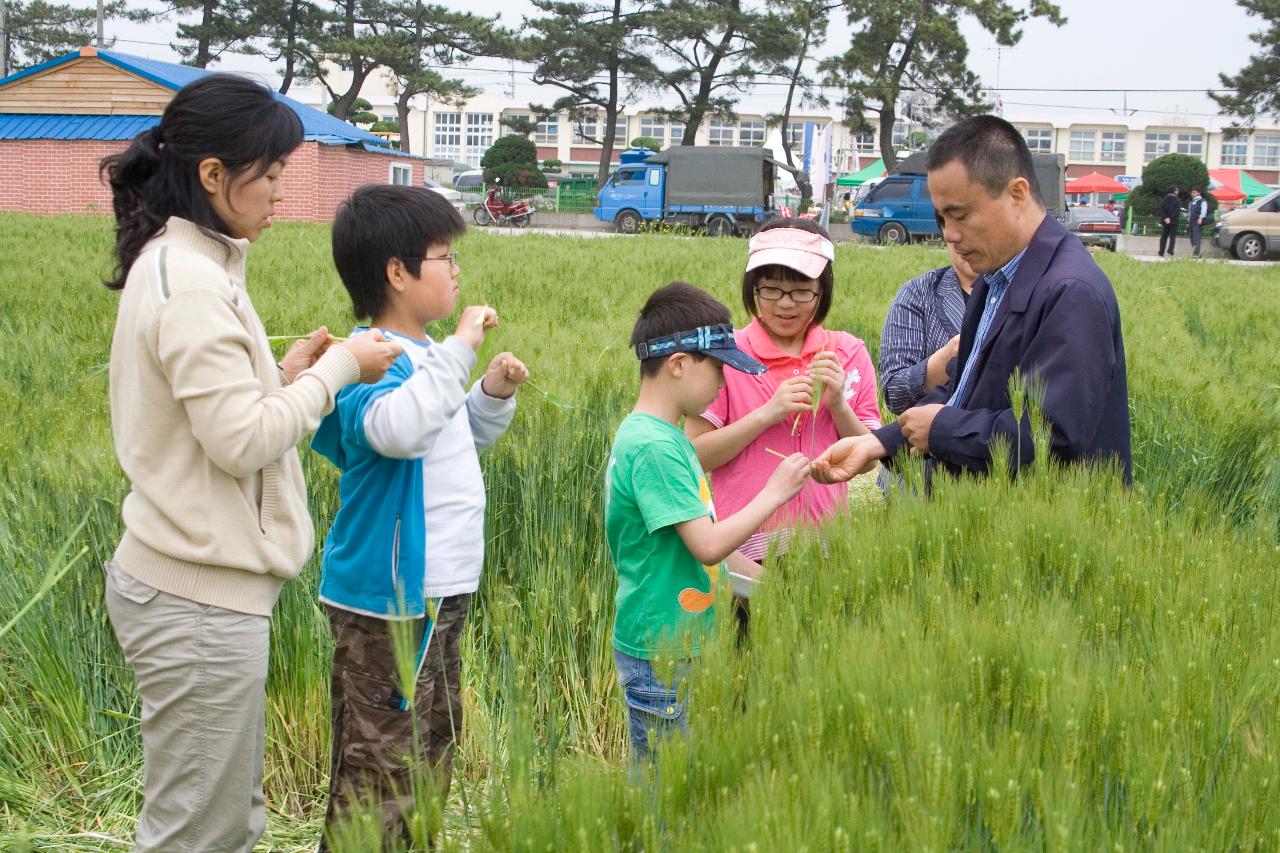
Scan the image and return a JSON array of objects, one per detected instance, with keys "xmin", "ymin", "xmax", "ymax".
[
  {"xmin": 1206, "ymin": 169, "xmax": 1246, "ymax": 202},
  {"xmin": 1064, "ymin": 172, "xmax": 1130, "ymax": 194},
  {"xmin": 1209, "ymin": 185, "xmax": 1246, "ymax": 202}
]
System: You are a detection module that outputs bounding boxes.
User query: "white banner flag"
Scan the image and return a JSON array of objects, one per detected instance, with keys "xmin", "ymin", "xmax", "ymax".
[{"xmin": 809, "ymin": 122, "xmax": 833, "ymax": 204}]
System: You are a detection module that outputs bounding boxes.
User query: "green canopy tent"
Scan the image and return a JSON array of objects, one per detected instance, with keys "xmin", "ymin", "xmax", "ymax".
[
  {"xmin": 836, "ymin": 158, "xmax": 886, "ymax": 187},
  {"xmin": 1239, "ymin": 171, "xmax": 1272, "ymax": 201}
]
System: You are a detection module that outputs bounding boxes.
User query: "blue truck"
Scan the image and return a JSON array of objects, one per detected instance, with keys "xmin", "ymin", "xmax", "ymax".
[
  {"xmin": 851, "ymin": 151, "xmax": 1066, "ymax": 244},
  {"xmin": 594, "ymin": 146, "xmax": 808, "ymax": 236}
]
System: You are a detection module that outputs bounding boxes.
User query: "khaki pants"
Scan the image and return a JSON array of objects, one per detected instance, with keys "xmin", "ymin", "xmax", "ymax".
[
  {"xmin": 322, "ymin": 594, "xmax": 471, "ymax": 850},
  {"xmin": 104, "ymin": 560, "xmax": 270, "ymax": 853}
]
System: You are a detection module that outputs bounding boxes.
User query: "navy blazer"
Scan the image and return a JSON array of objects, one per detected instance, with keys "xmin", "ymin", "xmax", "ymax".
[{"xmin": 875, "ymin": 214, "xmax": 1132, "ymax": 483}]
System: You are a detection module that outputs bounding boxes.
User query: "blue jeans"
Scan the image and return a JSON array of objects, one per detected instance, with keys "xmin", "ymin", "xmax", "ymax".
[{"xmin": 614, "ymin": 649, "xmax": 688, "ymax": 759}]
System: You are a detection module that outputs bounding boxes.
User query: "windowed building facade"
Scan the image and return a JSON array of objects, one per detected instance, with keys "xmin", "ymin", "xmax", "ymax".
[{"xmin": 331, "ymin": 73, "xmax": 1277, "ymax": 188}]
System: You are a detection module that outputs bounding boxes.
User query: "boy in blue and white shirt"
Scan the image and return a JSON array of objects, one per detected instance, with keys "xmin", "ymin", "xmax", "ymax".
[{"xmin": 312, "ymin": 184, "xmax": 528, "ymax": 848}]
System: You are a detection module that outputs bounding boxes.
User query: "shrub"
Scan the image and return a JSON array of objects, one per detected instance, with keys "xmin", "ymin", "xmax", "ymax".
[
  {"xmin": 1140, "ymin": 153, "xmax": 1210, "ymax": 205},
  {"xmin": 1124, "ymin": 184, "xmax": 1161, "ymax": 218},
  {"xmin": 480, "ymin": 135, "xmax": 539, "ymax": 170},
  {"xmin": 1129, "ymin": 153, "xmax": 1218, "ymax": 220},
  {"xmin": 327, "ymin": 97, "xmax": 377, "ymax": 126},
  {"xmin": 630, "ymin": 136, "xmax": 661, "ymax": 152},
  {"xmin": 481, "ymin": 135, "xmax": 546, "ymax": 188},
  {"xmin": 486, "ymin": 162, "xmax": 549, "ymax": 189}
]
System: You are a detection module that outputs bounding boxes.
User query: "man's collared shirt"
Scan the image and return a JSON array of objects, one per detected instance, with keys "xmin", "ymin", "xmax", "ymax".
[
  {"xmin": 947, "ymin": 246, "xmax": 1028, "ymax": 408},
  {"xmin": 879, "ymin": 266, "xmax": 968, "ymax": 414}
]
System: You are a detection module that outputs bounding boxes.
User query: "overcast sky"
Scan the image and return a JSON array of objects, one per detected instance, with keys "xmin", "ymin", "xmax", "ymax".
[{"xmin": 92, "ymin": 0, "xmax": 1263, "ymax": 119}]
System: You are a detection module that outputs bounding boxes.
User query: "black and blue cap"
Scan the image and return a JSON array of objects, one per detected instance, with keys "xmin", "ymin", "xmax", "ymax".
[{"xmin": 634, "ymin": 323, "xmax": 765, "ymax": 375}]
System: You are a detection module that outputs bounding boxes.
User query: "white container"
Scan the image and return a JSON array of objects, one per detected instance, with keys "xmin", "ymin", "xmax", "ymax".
[{"xmin": 728, "ymin": 571, "xmax": 758, "ymax": 599}]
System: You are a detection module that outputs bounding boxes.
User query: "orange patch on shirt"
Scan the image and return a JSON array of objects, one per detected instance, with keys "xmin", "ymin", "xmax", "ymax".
[{"xmin": 678, "ymin": 587, "xmax": 714, "ymax": 613}]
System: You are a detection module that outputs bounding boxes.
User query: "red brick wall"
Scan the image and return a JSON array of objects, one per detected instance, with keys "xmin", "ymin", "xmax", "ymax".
[
  {"xmin": 1066, "ymin": 164, "xmax": 1125, "ymax": 179},
  {"xmin": 0, "ymin": 139, "xmax": 422, "ymax": 222},
  {"xmin": 569, "ymin": 146, "xmax": 620, "ymax": 165},
  {"xmin": 0, "ymin": 139, "xmax": 119, "ymax": 215},
  {"xmin": 278, "ymin": 144, "xmax": 423, "ymax": 221}
]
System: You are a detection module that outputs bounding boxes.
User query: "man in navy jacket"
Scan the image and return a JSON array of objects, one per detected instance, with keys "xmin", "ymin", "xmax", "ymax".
[
  {"xmin": 1158, "ymin": 186, "xmax": 1182, "ymax": 257},
  {"xmin": 814, "ymin": 115, "xmax": 1131, "ymax": 485}
]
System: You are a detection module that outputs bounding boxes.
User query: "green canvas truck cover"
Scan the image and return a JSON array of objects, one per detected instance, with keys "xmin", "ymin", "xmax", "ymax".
[{"xmin": 645, "ymin": 146, "xmax": 799, "ymax": 208}]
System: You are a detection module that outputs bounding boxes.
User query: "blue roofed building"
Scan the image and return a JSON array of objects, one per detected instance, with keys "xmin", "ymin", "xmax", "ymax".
[{"xmin": 0, "ymin": 46, "xmax": 423, "ymax": 220}]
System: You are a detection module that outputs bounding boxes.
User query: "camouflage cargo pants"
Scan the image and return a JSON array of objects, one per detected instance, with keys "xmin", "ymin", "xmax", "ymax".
[{"xmin": 321, "ymin": 594, "xmax": 471, "ymax": 850}]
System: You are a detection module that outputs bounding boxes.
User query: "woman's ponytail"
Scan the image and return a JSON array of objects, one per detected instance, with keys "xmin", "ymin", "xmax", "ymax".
[
  {"xmin": 99, "ymin": 75, "xmax": 303, "ymax": 290},
  {"xmin": 100, "ymin": 125, "xmax": 167, "ymax": 290}
]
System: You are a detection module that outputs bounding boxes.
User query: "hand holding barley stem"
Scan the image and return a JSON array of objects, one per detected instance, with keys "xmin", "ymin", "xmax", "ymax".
[{"xmin": 791, "ymin": 367, "xmax": 823, "ymax": 436}]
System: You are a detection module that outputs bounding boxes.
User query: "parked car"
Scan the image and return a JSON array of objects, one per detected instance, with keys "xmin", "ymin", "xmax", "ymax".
[
  {"xmin": 851, "ymin": 151, "xmax": 1066, "ymax": 244},
  {"xmin": 851, "ymin": 174, "xmax": 932, "ymax": 244},
  {"xmin": 423, "ymin": 177, "xmax": 466, "ymax": 213},
  {"xmin": 1064, "ymin": 206, "xmax": 1120, "ymax": 251},
  {"xmin": 453, "ymin": 169, "xmax": 485, "ymax": 206},
  {"xmin": 1214, "ymin": 188, "xmax": 1280, "ymax": 261}
]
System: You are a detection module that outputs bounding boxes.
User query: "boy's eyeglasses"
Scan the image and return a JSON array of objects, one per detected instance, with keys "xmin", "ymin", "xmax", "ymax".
[
  {"xmin": 402, "ymin": 252, "xmax": 459, "ymax": 267},
  {"xmin": 755, "ymin": 285, "xmax": 821, "ymax": 304}
]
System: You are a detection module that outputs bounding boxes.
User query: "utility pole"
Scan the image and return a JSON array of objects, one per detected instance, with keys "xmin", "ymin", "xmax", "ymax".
[
  {"xmin": 97, "ymin": 0, "xmax": 105, "ymax": 48},
  {"xmin": 1, "ymin": 0, "xmax": 9, "ymax": 78}
]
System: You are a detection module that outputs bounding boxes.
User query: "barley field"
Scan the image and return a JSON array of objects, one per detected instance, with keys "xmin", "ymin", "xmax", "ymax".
[{"xmin": 0, "ymin": 213, "xmax": 1277, "ymax": 851}]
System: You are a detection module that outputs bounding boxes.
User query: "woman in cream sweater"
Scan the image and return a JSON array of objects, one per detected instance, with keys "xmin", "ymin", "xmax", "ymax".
[{"xmin": 100, "ymin": 74, "xmax": 401, "ymax": 852}]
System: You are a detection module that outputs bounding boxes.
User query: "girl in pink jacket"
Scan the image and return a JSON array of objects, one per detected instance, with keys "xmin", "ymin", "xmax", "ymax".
[{"xmin": 685, "ymin": 218, "xmax": 881, "ymax": 568}]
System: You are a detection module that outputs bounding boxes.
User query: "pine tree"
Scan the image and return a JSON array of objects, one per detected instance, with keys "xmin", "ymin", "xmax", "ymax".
[
  {"xmin": 520, "ymin": 0, "xmax": 656, "ymax": 183},
  {"xmin": 638, "ymin": 0, "xmax": 791, "ymax": 145},
  {"xmin": 820, "ymin": 0, "xmax": 1063, "ymax": 170},
  {"xmin": 1211, "ymin": 1, "xmax": 1280, "ymax": 128}
]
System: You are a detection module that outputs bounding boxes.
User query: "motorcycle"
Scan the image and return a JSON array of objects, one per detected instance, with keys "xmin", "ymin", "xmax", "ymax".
[{"xmin": 473, "ymin": 186, "xmax": 533, "ymax": 227}]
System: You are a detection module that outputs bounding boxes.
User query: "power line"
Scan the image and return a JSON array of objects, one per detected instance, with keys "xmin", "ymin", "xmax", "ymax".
[
  {"xmin": 100, "ymin": 38, "xmax": 1249, "ymax": 123},
  {"xmin": 103, "ymin": 38, "xmax": 1239, "ymax": 96},
  {"xmin": 999, "ymin": 100, "xmax": 1234, "ymax": 119}
]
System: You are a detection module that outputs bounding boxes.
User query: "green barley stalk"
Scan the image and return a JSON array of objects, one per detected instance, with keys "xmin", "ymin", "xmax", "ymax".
[
  {"xmin": 523, "ymin": 378, "xmax": 578, "ymax": 410},
  {"xmin": 790, "ymin": 367, "xmax": 823, "ymax": 436},
  {"xmin": 0, "ymin": 513, "xmax": 89, "ymax": 641},
  {"xmin": 265, "ymin": 334, "xmax": 347, "ymax": 343},
  {"xmin": 7, "ymin": 216, "xmax": 1280, "ymax": 849}
]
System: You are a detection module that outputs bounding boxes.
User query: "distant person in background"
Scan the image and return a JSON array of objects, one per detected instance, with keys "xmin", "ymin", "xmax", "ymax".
[
  {"xmin": 1103, "ymin": 199, "xmax": 1117, "ymax": 216},
  {"xmin": 879, "ymin": 243, "xmax": 978, "ymax": 414},
  {"xmin": 1187, "ymin": 188, "xmax": 1209, "ymax": 258},
  {"xmin": 1158, "ymin": 185, "xmax": 1181, "ymax": 257}
]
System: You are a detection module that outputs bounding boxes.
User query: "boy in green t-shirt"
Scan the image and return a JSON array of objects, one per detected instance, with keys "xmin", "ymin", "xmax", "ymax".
[{"xmin": 605, "ymin": 281, "xmax": 811, "ymax": 758}]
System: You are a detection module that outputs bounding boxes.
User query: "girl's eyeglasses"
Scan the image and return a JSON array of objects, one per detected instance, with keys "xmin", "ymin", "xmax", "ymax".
[{"xmin": 755, "ymin": 285, "xmax": 820, "ymax": 304}]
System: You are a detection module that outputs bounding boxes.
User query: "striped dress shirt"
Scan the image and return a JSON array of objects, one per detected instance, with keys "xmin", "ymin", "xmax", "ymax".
[
  {"xmin": 879, "ymin": 266, "xmax": 968, "ymax": 415},
  {"xmin": 948, "ymin": 247, "xmax": 1027, "ymax": 407}
]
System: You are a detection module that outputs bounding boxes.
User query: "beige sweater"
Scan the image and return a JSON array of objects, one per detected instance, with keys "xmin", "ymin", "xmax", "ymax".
[{"xmin": 109, "ymin": 217, "xmax": 359, "ymax": 615}]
